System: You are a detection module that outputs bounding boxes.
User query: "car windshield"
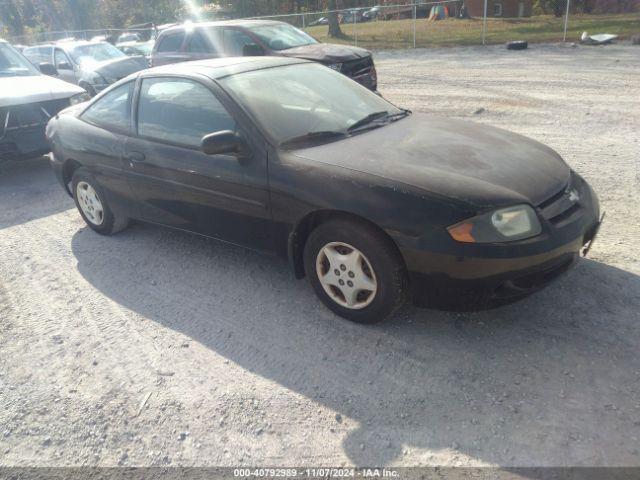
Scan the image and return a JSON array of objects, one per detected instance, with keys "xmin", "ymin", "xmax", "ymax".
[
  {"xmin": 245, "ymin": 23, "xmax": 318, "ymax": 51},
  {"xmin": 0, "ymin": 43, "xmax": 39, "ymax": 77},
  {"xmin": 69, "ymin": 43, "xmax": 126, "ymax": 65},
  {"xmin": 121, "ymin": 41, "xmax": 153, "ymax": 55},
  {"xmin": 220, "ymin": 63, "xmax": 405, "ymax": 146}
]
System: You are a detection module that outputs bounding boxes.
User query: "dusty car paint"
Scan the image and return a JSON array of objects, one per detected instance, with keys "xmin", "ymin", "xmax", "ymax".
[
  {"xmin": 276, "ymin": 43, "xmax": 371, "ymax": 63},
  {"xmin": 0, "ymin": 75, "xmax": 84, "ymax": 108},
  {"xmin": 47, "ymin": 57, "xmax": 601, "ymax": 309}
]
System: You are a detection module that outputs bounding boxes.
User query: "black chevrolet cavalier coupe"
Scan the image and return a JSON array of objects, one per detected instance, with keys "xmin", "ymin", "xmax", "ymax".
[{"xmin": 46, "ymin": 57, "xmax": 602, "ymax": 323}]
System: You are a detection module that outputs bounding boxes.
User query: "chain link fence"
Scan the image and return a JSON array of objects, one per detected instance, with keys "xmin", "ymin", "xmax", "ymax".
[
  {"xmin": 6, "ymin": 1, "xmax": 639, "ymax": 49},
  {"xmin": 267, "ymin": 1, "xmax": 639, "ymax": 49},
  {"xmin": 9, "ymin": 27, "xmax": 158, "ymax": 47}
]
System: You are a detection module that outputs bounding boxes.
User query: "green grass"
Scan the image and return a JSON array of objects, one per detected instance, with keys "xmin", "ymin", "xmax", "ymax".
[{"xmin": 304, "ymin": 13, "xmax": 640, "ymax": 49}]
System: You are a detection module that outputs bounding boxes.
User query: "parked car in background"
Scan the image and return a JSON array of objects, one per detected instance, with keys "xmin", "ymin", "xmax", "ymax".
[
  {"xmin": 0, "ymin": 39, "xmax": 87, "ymax": 161},
  {"xmin": 362, "ymin": 6, "xmax": 381, "ymax": 21},
  {"xmin": 24, "ymin": 40, "xmax": 147, "ymax": 96},
  {"xmin": 117, "ymin": 40, "xmax": 154, "ymax": 64},
  {"xmin": 117, "ymin": 32, "xmax": 141, "ymax": 43},
  {"xmin": 340, "ymin": 8, "xmax": 366, "ymax": 23},
  {"xmin": 308, "ymin": 16, "xmax": 328, "ymax": 26},
  {"xmin": 151, "ymin": 20, "xmax": 377, "ymax": 91},
  {"xmin": 47, "ymin": 57, "xmax": 601, "ymax": 323}
]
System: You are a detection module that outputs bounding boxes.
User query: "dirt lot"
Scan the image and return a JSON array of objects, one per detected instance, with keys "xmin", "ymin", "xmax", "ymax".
[{"xmin": 1, "ymin": 43, "xmax": 639, "ymax": 469}]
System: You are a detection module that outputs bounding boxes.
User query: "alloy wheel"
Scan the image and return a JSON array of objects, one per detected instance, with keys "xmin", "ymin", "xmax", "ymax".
[
  {"xmin": 76, "ymin": 181, "xmax": 104, "ymax": 226},
  {"xmin": 315, "ymin": 242, "xmax": 378, "ymax": 310}
]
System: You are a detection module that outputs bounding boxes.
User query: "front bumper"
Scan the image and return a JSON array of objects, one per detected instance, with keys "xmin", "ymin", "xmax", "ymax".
[
  {"xmin": 0, "ymin": 98, "xmax": 71, "ymax": 161},
  {"xmin": 0, "ymin": 125, "xmax": 50, "ymax": 161},
  {"xmin": 350, "ymin": 70, "xmax": 377, "ymax": 91},
  {"xmin": 340, "ymin": 57, "xmax": 377, "ymax": 91},
  {"xmin": 401, "ymin": 173, "xmax": 601, "ymax": 309}
]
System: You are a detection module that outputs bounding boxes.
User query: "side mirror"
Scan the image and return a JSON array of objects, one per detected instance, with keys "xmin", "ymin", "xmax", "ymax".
[
  {"xmin": 242, "ymin": 44, "xmax": 265, "ymax": 56},
  {"xmin": 57, "ymin": 61, "xmax": 73, "ymax": 70},
  {"xmin": 39, "ymin": 62, "xmax": 58, "ymax": 76},
  {"xmin": 201, "ymin": 130, "xmax": 248, "ymax": 156}
]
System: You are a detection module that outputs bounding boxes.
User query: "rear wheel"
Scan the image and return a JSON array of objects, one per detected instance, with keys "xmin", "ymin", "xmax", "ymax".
[
  {"xmin": 72, "ymin": 168, "xmax": 128, "ymax": 235},
  {"xmin": 303, "ymin": 219, "xmax": 408, "ymax": 323}
]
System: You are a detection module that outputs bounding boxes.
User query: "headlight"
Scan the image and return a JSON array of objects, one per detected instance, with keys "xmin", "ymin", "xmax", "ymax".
[
  {"xmin": 69, "ymin": 92, "xmax": 91, "ymax": 105},
  {"xmin": 447, "ymin": 204, "xmax": 542, "ymax": 243},
  {"xmin": 327, "ymin": 63, "xmax": 342, "ymax": 72}
]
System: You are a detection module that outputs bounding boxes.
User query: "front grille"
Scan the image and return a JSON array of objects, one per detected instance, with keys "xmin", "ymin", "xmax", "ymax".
[
  {"xmin": 0, "ymin": 98, "xmax": 70, "ymax": 139},
  {"xmin": 341, "ymin": 56, "xmax": 374, "ymax": 78},
  {"xmin": 40, "ymin": 98, "xmax": 71, "ymax": 117},
  {"xmin": 537, "ymin": 173, "xmax": 582, "ymax": 226}
]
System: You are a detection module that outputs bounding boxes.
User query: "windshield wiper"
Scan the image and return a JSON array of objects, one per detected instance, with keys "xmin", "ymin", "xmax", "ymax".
[
  {"xmin": 388, "ymin": 108, "xmax": 412, "ymax": 121},
  {"xmin": 280, "ymin": 130, "xmax": 347, "ymax": 148},
  {"xmin": 347, "ymin": 111, "xmax": 389, "ymax": 132}
]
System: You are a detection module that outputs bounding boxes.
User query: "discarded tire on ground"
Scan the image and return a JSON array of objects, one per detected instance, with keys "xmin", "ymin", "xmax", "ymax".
[{"xmin": 506, "ymin": 41, "xmax": 528, "ymax": 50}]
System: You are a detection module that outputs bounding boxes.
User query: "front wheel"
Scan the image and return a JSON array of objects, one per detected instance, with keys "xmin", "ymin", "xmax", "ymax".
[{"xmin": 303, "ymin": 219, "xmax": 408, "ymax": 324}]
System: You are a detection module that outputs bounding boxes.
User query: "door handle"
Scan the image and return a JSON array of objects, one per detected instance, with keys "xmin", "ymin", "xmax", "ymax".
[{"xmin": 125, "ymin": 151, "xmax": 146, "ymax": 163}]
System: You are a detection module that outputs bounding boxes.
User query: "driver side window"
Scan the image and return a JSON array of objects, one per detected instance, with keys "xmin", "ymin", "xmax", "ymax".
[
  {"xmin": 223, "ymin": 29, "xmax": 258, "ymax": 56},
  {"xmin": 136, "ymin": 78, "xmax": 236, "ymax": 148},
  {"xmin": 54, "ymin": 49, "xmax": 72, "ymax": 69}
]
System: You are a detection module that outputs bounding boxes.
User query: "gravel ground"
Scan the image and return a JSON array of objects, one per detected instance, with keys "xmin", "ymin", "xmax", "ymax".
[{"xmin": 1, "ymin": 43, "xmax": 639, "ymax": 469}]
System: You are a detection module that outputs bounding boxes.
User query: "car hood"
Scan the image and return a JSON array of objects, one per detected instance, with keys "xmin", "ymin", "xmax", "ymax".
[
  {"xmin": 291, "ymin": 113, "xmax": 570, "ymax": 209},
  {"xmin": 278, "ymin": 43, "xmax": 371, "ymax": 63},
  {"xmin": 0, "ymin": 75, "xmax": 85, "ymax": 107},
  {"xmin": 82, "ymin": 56, "xmax": 147, "ymax": 80}
]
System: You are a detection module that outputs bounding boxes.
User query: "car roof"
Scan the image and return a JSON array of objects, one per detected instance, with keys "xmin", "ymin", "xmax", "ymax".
[
  {"xmin": 55, "ymin": 40, "xmax": 108, "ymax": 50},
  {"xmin": 161, "ymin": 19, "xmax": 284, "ymax": 36},
  {"xmin": 118, "ymin": 40, "xmax": 152, "ymax": 47},
  {"xmin": 138, "ymin": 56, "xmax": 309, "ymax": 81}
]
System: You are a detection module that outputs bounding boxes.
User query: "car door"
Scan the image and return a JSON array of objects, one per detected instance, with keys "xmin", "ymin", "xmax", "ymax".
[
  {"xmin": 54, "ymin": 48, "xmax": 77, "ymax": 84},
  {"xmin": 152, "ymin": 31, "xmax": 187, "ymax": 66},
  {"xmin": 122, "ymin": 76, "xmax": 272, "ymax": 251}
]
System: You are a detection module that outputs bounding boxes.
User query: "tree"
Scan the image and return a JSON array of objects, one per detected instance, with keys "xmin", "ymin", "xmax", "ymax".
[{"xmin": 327, "ymin": 0, "xmax": 342, "ymax": 37}]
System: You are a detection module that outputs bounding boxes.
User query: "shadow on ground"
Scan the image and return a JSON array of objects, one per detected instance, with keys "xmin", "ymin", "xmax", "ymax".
[
  {"xmin": 71, "ymin": 222, "xmax": 640, "ymax": 467},
  {"xmin": 0, "ymin": 157, "xmax": 72, "ymax": 230}
]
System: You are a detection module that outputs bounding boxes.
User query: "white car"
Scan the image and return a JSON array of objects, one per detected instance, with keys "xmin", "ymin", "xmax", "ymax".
[
  {"xmin": 23, "ymin": 40, "xmax": 148, "ymax": 96},
  {"xmin": 0, "ymin": 39, "xmax": 88, "ymax": 161}
]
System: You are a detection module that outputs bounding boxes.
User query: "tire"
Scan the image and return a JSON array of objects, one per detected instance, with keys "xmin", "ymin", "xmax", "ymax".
[
  {"xmin": 303, "ymin": 219, "xmax": 408, "ymax": 324},
  {"xmin": 71, "ymin": 167, "xmax": 128, "ymax": 235},
  {"xmin": 506, "ymin": 40, "xmax": 528, "ymax": 50}
]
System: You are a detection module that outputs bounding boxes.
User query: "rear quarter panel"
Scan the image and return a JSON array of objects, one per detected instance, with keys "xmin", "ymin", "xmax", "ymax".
[{"xmin": 47, "ymin": 113, "xmax": 137, "ymax": 219}]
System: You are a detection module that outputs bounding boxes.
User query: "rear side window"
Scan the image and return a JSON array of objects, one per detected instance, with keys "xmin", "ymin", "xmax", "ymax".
[
  {"xmin": 185, "ymin": 30, "xmax": 216, "ymax": 54},
  {"xmin": 156, "ymin": 32, "xmax": 185, "ymax": 53},
  {"xmin": 24, "ymin": 46, "xmax": 49, "ymax": 64},
  {"xmin": 137, "ymin": 78, "xmax": 235, "ymax": 148},
  {"xmin": 81, "ymin": 81, "xmax": 134, "ymax": 132},
  {"xmin": 223, "ymin": 29, "xmax": 256, "ymax": 56},
  {"xmin": 54, "ymin": 49, "xmax": 72, "ymax": 68}
]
